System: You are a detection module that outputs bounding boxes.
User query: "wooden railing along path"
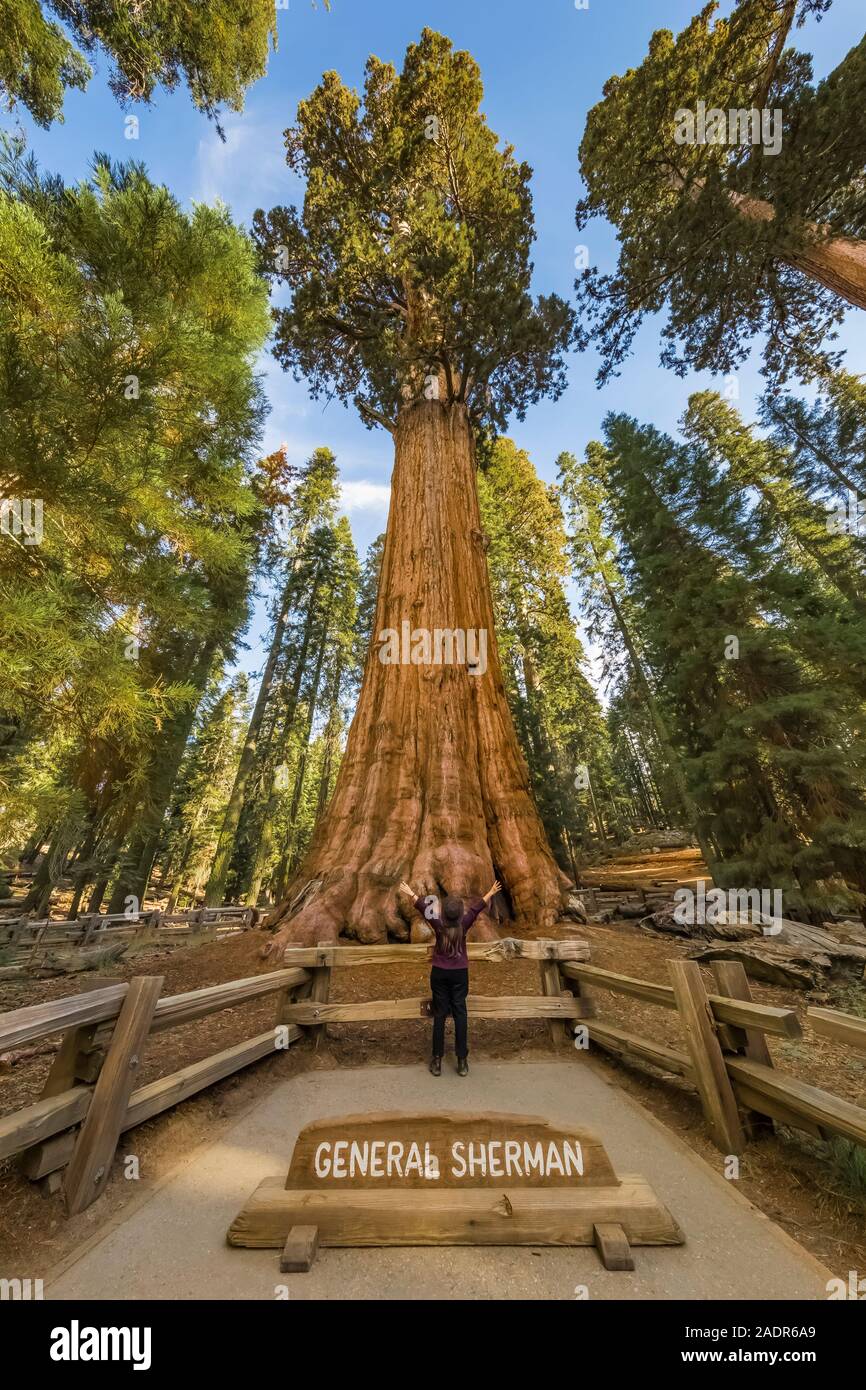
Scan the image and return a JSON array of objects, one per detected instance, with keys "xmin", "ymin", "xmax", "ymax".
[
  {"xmin": 0, "ymin": 935, "xmax": 864, "ymax": 1217},
  {"xmin": 562, "ymin": 959, "xmax": 866, "ymax": 1154},
  {"xmin": 0, "ymin": 906, "xmax": 257, "ymax": 963},
  {"xmin": 0, "ymin": 937, "xmax": 585, "ymax": 1213}
]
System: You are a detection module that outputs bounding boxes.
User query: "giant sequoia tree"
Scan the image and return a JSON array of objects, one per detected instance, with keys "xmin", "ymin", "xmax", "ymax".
[
  {"xmin": 254, "ymin": 29, "xmax": 574, "ymax": 948},
  {"xmin": 576, "ymin": 0, "xmax": 865, "ymax": 385}
]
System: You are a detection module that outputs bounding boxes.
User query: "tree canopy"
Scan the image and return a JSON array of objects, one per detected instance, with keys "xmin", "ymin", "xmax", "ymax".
[
  {"xmin": 252, "ymin": 27, "xmax": 574, "ymax": 433},
  {"xmin": 0, "ymin": 140, "xmax": 271, "ymax": 897},
  {"xmin": 576, "ymin": 0, "xmax": 865, "ymax": 386},
  {"xmin": 0, "ymin": 0, "xmax": 293, "ymax": 128}
]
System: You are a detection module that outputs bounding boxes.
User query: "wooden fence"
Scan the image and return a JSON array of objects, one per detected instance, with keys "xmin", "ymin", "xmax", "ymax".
[
  {"xmin": 0, "ymin": 906, "xmax": 257, "ymax": 964},
  {"xmin": 0, "ymin": 937, "xmax": 586, "ymax": 1213},
  {"xmin": 1, "ymin": 935, "xmax": 865, "ymax": 1218},
  {"xmin": 561, "ymin": 959, "xmax": 866, "ymax": 1155}
]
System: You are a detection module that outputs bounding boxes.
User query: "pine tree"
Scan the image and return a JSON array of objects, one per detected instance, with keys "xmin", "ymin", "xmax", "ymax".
[
  {"xmin": 204, "ymin": 448, "xmax": 340, "ymax": 905},
  {"xmin": 0, "ymin": 0, "xmax": 326, "ymax": 128},
  {"xmin": 598, "ymin": 410, "xmax": 866, "ymax": 916},
  {"xmin": 158, "ymin": 675, "xmax": 252, "ymax": 910},
  {"xmin": 477, "ymin": 437, "xmax": 615, "ymax": 875},
  {"xmin": 266, "ymin": 517, "xmax": 361, "ymax": 900},
  {"xmin": 760, "ymin": 369, "xmax": 866, "ymax": 499},
  {"xmin": 557, "ymin": 446, "xmax": 715, "ymax": 865},
  {"xmin": 0, "ymin": 143, "xmax": 270, "ymax": 913}
]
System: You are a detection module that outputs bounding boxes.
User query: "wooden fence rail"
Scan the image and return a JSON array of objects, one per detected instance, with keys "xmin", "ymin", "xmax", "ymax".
[
  {"xmin": 2, "ymin": 934, "xmax": 865, "ymax": 1217},
  {"xmin": 566, "ymin": 957, "xmax": 866, "ymax": 1154},
  {"xmin": 0, "ymin": 905, "xmax": 257, "ymax": 961},
  {"xmin": 0, "ymin": 938, "xmax": 586, "ymax": 1212}
]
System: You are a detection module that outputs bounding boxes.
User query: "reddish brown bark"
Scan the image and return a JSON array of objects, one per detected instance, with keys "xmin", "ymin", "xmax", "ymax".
[
  {"xmin": 726, "ymin": 188, "xmax": 866, "ymax": 311},
  {"xmin": 263, "ymin": 399, "xmax": 571, "ymax": 952}
]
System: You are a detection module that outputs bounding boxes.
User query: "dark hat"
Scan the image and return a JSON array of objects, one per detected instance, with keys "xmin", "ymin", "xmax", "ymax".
[{"xmin": 442, "ymin": 895, "xmax": 463, "ymax": 922}]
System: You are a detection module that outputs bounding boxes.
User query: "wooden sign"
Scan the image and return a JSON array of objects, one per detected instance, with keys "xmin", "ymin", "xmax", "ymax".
[
  {"xmin": 284, "ymin": 1111, "xmax": 618, "ymax": 1189},
  {"xmin": 228, "ymin": 1109, "xmax": 684, "ymax": 1269}
]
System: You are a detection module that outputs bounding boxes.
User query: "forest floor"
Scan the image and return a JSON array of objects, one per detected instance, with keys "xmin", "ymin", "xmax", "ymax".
[{"xmin": 1, "ymin": 846, "xmax": 865, "ymax": 1284}]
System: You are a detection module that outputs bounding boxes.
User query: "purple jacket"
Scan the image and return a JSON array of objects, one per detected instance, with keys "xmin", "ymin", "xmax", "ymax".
[{"xmin": 413, "ymin": 896, "xmax": 487, "ymax": 969}]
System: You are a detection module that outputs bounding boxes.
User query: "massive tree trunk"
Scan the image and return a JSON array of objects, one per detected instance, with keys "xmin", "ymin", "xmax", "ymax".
[{"xmin": 264, "ymin": 399, "xmax": 570, "ymax": 949}]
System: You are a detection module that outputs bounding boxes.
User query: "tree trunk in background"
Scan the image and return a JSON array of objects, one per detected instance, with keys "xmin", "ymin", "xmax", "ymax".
[
  {"xmin": 271, "ymin": 620, "xmax": 329, "ymax": 899},
  {"xmin": 594, "ymin": 551, "xmax": 718, "ymax": 873},
  {"xmin": 314, "ymin": 654, "xmax": 345, "ymax": 823},
  {"xmin": 245, "ymin": 568, "xmax": 325, "ymax": 906},
  {"xmin": 265, "ymin": 400, "xmax": 570, "ymax": 946},
  {"xmin": 205, "ymin": 586, "xmax": 294, "ymax": 905},
  {"xmin": 108, "ymin": 639, "xmax": 217, "ymax": 913}
]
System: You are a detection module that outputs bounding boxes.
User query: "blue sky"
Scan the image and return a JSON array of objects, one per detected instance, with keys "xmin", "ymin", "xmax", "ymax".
[{"xmin": 10, "ymin": 0, "xmax": 865, "ymax": 684}]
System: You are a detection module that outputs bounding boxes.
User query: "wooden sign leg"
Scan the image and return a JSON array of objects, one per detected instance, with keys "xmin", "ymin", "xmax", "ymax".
[
  {"xmin": 593, "ymin": 1222, "xmax": 635, "ymax": 1271},
  {"xmin": 63, "ymin": 975, "xmax": 163, "ymax": 1216},
  {"xmin": 669, "ymin": 959, "xmax": 745, "ymax": 1155},
  {"xmin": 280, "ymin": 1225, "xmax": 319, "ymax": 1272}
]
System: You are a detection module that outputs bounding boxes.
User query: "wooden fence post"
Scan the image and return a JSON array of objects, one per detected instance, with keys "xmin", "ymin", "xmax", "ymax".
[
  {"xmin": 669, "ymin": 959, "xmax": 745, "ymax": 1155},
  {"xmin": 709, "ymin": 959, "xmax": 774, "ymax": 1140},
  {"xmin": 17, "ymin": 1017, "xmax": 105, "ymax": 1190},
  {"xmin": 79, "ymin": 916, "xmax": 98, "ymax": 948},
  {"xmin": 538, "ymin": 953, "xmax": 568, "ymax": 1046},
  {"xmin": 274, "ymin": 944, "xmax": 330, "ymax": 1046},
  {"xmin": 303, "ymin": 942, "xmax": 332, "ymax": 1047},
  {"xmin": 63, "ymin": 975, "xmax": 163, "ymax": 1216}
]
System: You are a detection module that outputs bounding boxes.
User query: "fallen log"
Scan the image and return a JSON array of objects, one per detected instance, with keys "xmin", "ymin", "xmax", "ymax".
[{"xmin": 687, "ymin": 943, "xmax": 823, "ymax": 990}]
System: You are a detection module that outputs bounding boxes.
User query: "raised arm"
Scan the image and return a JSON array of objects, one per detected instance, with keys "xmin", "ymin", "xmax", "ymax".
[
  {"xmin": 399, "ymin": 881, "xmax": 430, "ymax": 920},
  {"xmin": 463, "ymin": 880, "xmax": 501, "ymax": 932}
]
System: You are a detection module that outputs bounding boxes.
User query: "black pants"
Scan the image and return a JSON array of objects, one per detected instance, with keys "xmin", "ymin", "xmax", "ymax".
[{"xmin": 430, "ymin": 966, "xmax": 469, "ymax": 1059}]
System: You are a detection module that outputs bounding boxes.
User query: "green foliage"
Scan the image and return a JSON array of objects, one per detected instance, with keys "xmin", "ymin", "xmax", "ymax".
[
  {"xmin": 576, "ymin": 0, "xmax": 864, "ymax": 385},
  {"xmin": 478, "ymin": 438, "xmax": 619, "ymax": 865},
  {"xmin": 0, "ymin": 141, "xmax": 270, "ymax": 890},
  {"xmin": 159, "ymin": 674, "xmax": 252, "ymax": 908},
  {"xmin": 1, "ymin": 0, "xmax": 286, "ymax": 128},
  {"xmin": 251, "ymin": 513, "xmax": 361, "ymax": 897},
  {"xmin": 253, "ymin": 28, "xmax": 574, "ymax": 432},
  {"xmin": 586, "ymin": 402, "xmax": 866, "ymax": 914},
  {"xmin": 198, "ymin": 446, "xmax": 363, "ymax": 907},
  {"xmin": 761, "ymin": 369, "xmax": 866, "ymax": 496},
  {"xmin": 558, "ymin": 444, "xmax": 702, "ymax": 838}
]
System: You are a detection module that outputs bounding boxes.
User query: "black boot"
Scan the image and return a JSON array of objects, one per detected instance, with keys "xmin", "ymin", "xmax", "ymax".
[
  {"xmin": 457, "ymin": 1057, "xmax": 469, "ymax": 1077},
  {"xmin": 430, "ymin": 1055, "xmax": 442, "ymax": 1077}
]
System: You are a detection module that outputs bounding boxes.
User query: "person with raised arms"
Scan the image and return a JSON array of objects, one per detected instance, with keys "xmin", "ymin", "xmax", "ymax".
[{"xmin": 398, "ymin": 878, "xmax": 501, "ymax": 1076}]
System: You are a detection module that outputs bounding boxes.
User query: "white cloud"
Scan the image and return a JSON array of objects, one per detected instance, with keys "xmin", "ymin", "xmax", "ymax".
[
  {"xmin": 194, "ymin": 117, "xmax": 298, "ymax": 221},
  {"xmin": 339, "ymin": 480, "xmax": 391, "ymax": 514}
]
